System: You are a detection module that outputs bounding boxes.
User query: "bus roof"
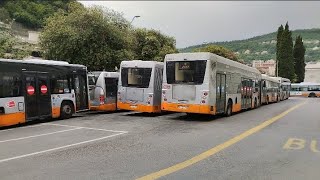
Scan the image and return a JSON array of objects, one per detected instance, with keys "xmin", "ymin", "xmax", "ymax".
[
  {"xmin": 270, "ymin": 76, "xmax": 291, "ymax": 83},
  {"xmin": 0, "ymin": 58, "xmax": 86, "ymax": 68},
  {"xmin": 89, "ymin": 71, "xmax": 119, "ymax": 78},
  {"xmin": 120, "ymin": 60, "xmax": 163, "ymax": 68},
  {"xmin": 164, "ymin": 52, "xmax": 261, "ymax": 75},
  {"xmin": 262, "ymin": 74, "xmax": 280, "ymax": 83},
  {"xmin": 298, "ymin": 82, "xmax": 320, "ymax": 86}
]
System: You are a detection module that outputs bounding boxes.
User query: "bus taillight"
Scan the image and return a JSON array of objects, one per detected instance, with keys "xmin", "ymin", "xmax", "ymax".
[
  {"xmin": 147, "ymin": 94, "xmax": 153, "ymax": 104},
  {"xmin": 201, "ymin": 91, "xmax": 209, "ymax": 104},
  {"xmin": 99, "ymin": 95, "xmax": 105, "ymax": 105}
]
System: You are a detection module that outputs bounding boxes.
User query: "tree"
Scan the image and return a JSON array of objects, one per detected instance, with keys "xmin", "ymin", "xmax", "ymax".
[
  {"xmin": 293, "ymin": 35, "xmax": 306, "ymax": 83},
  {"xmin": 133, "ymin": 28, "xmax": 177, "ymax": 61},
  {"xmin": 40, "ymin": 2, "xmax": 134, "ymax": 71},
  {"xmin": 193, "ymin": 44, "xmax": 239, "ymax": 62},
  {"xmin": 277, "ymin": 23, "xmax": 295, "ymax": 81},
  {"xmin": 1, "ymin": 0, "xmax": 76, "ymax": 29},
  {"xmin": 276, "ymin": 25, "xmax": 284, "ymax": 76}
]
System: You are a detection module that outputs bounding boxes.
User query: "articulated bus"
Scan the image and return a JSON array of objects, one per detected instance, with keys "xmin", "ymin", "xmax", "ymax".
[
  {"xmin": 0, "ymin": 59, "xmax": 89, "ymax": 127},
  {"xmin": 271, "ymin": 77, "xmax": 291, "ymax": 100},
  {"xmin": 290, "ymin": 82, "xmax": 320, "ymax": 97},
  {"xmin": 161, "ymin": 52, "xmax": 261, "ymax": 116},
  {"xmin": 88, "ymin": 71, "xmax": 119, "ymax": 111},
  {"xmin": 118, "ymin": 60, "xmax": 163, "ymax": 113},
  {"xmin": 261, "ymin": 74, "xmax": 280, "ymax": 104}
]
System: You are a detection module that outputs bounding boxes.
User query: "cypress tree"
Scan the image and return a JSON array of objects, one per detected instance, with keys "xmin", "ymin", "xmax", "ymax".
[
  {"xmin": 293, "ymin": 35, "xmax": 306, "ymax": 83},
  {"xmin": 276, "ymin": 25, "xmax": 284, "ymax": 76},
  {"xmin": 278, "ymin": 23, "xmax": 295, "ymax": 81}
]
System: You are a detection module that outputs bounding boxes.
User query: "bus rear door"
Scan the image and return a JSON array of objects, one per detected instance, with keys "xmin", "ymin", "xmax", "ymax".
[
  {"xmin": 23, "ymin": 72, "xmax": 51, "ymax": 121},
  {"xmin": 216, "ymin": 73, "xmax": 226, "ymax": 113}
]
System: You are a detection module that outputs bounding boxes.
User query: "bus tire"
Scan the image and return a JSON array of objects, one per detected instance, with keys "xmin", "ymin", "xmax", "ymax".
[
  {"xmin": 60, "ymin": 101, "xmax": 74, "ymax": 119},
  {"xmin": 226, "ymin": 100, "xmax": 232, "ymax": 117}
]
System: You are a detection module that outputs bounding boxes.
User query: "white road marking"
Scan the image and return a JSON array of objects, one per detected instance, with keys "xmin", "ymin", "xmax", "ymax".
[
  {"xmin": 0, "ymin": 132, "xmax": 127, "ymax": 163},
  {"xmin": 0, "ymin": 124, "xmax": 45, "ymax": 133},
  {"xmin": 45, "ymin": 123, "xmax": 128, "ymax": 133},
  {"xmin": 0, "ymin": 127, "xmax": 82, "ymax": 143}
]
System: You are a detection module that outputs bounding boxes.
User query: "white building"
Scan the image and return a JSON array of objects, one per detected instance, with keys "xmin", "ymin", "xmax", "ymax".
[{"xmin": 304, "ymin": 62, "xmax": 320, "ymax": 83}]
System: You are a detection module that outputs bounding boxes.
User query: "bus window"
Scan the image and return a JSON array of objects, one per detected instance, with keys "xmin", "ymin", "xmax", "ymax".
[
  {"xmin": 121, "ymin": 68, "xmax": 152, "ymax": 88},
  {"xmin": 51, "ymin": 75, "xmax": 70, "ymax": 94},
  {"xmin": 308, "ymin": 85, "xmax": 320, "ymax": 91},
  {"xmin": 0, "ymin": 72, "xmax": 22, "ymax": 98},
  {"xmin": 166, "ymin": 60, "xmax": 206, "ymax": 84}
]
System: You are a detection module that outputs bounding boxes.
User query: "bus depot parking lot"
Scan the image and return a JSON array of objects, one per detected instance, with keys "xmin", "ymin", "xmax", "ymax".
[{"xmin": 0, "ymin": 97, "xmax": 319, "ymax": 180}]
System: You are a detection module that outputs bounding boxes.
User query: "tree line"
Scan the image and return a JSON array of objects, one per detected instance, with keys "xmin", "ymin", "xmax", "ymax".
[
  {"xmin": 40, "ymin": 2, "xmax": 177, "ymax": 71},
  {"xmin": 276, "ymin": 23, "xmax": 306, "ymax": 83}
]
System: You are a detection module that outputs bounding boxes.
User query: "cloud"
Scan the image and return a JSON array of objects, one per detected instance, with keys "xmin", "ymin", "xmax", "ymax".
[{"xmin": 79, "ymin": 1, "xmax": 320, "ymax": 48}]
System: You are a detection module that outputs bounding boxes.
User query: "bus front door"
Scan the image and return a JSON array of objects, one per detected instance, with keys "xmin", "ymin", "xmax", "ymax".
[
  {"xmin": 74, "ymin": 74, "xmax": 89, "ymax": 111},
  {"xmin": 23, "ymin": 72, "xmax": 52, "ymax": 121},
  {"xmin": 105, "ymin": 77, "xmax": 118, "ymax": 104},
  {"xmin": 216, "ymin": 73, "xmax": 226, "ymax": 113}
]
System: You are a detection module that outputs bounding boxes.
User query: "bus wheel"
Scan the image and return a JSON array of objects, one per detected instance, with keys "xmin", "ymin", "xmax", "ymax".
[
  {"xmin": 226, "ymin": 101, "xmax": 232, "ymax": 117},
  {"xmin": 266, "ymin": 96, "xmax": 269, "ymax": 105},
  {"xmin": 60, "ymin": 102, "xmax": 73, "ymax": 119}
]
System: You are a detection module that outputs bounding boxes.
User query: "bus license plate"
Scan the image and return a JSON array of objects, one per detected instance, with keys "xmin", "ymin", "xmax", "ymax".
[
  {"xmin": 130, "ymin": 105, "xmax": 137, "ymax": 109},
  {"xmin": 178, "ymin": 105, "xmax": 188, "ymax": 109}
]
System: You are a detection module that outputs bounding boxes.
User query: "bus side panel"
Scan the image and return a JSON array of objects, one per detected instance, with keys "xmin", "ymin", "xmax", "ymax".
[
  {"xmin": 225, "ymin": 72, "xmax": 242, "ymax": 113},
  {"xmin": 0, "ymin": 97, "xmax": 26, "ymax": 127},
  {"xmin": 51, "ymin": 94, "xmax": 76, "ymax": 118}
]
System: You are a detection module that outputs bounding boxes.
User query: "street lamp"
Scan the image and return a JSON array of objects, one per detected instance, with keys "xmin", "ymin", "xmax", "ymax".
[{"xmin": 130, "ymin": 15, "xmax": 140, "ymax": 24}]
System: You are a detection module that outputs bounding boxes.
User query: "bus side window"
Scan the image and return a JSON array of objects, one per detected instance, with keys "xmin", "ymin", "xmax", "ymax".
[
  {"xmin": 51, "ymin": 75, "xmax": 70, "ymax": 94},
  {"xmin": 0, "ymin": 72, "xmax": 22, "ymax": 98}
]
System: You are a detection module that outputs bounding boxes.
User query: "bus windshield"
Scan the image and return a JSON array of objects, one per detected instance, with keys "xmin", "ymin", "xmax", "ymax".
[
  {"xmin": 121, "ymin": 68, "xmax": 152, "ymax": 88},
  {"xmin": 166, "ymin": 60, "xmax": 206, "ymax": 84}
]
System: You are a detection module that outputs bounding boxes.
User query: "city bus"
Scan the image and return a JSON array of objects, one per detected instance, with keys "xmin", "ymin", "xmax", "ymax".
[
  {"xmin": 88, "ymin": 71, "xmax": 119, "ymax": 111},
  {"xmin": 117, "ymin": 60, "xmax": 163, "ymax": 113},
  {"xmin": 271, "ymin": 76, "xmax": 291, "ymax": 100},
  {"xmin": 161, "ymin": 52, "xmax": 261, "ymax": 116},
  {"xmin": 261, "ymin": 74, "xmax": 280, "ymax": 104},
  {"xmin": 0, "ymin": 59, "xmax": 89, "ymax": 127},
  {"xmin": 290, "ymin": 82, "xmax": 320, "ymax": 97}
]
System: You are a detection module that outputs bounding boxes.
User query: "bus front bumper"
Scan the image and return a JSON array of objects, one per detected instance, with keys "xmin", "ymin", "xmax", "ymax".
[
  {"xmin": 161, "ymin": 102, "xmax": 215, "ymax": 115},
  {"xmin": 117, "ymin": 102, "xmax": 161, "ymax": 113}
]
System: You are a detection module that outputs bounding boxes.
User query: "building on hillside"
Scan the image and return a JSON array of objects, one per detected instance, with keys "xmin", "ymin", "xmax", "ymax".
[
  {"xmin": 252, "ymin": 59, "xmax": 276, "ymax": 76},
  {"xmin": 304, "ymin": 62, "xmax": 320, "ymax": 83},
  {"xmin": 28, "ymin": 31, "xmax": 39, "ymax": 44}
]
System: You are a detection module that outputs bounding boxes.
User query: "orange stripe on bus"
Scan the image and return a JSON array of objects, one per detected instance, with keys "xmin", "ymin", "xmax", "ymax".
[
  {"xmin": 52, "ymin": 107, "xmax": 60, "ymax": 118},
  {"xmin": 117, "ymin": 102, "xmax": 161, "ymax": 113},
  {"xmin": 161, "ymin": 102, "xmax": 216, "ymax": 115},
  {"xmin": 0, "ymin": 112, "xmax": 25, "ymax": 127},
  {"xmin": 90, "ymin": 103, "xmax": 117, "ymax": 111},
  {"xmin": 232, "ymin": 103, "xmax": 241, "ymax": 113}
]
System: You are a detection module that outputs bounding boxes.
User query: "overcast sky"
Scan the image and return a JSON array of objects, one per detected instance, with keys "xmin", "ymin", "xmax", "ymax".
[{"xmin": 79, "ymin": 1, "xmax": 320, "ymax": 48}]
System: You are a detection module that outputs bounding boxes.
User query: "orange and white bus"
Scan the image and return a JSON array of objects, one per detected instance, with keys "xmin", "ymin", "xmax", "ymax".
[
  {"xmin": 88, "ymin": 71, "xmax": 119, "ymax": 111},
  {"xmin": 290, "ymin": 82, "xmax": 320, "ymax": 97},
  {"xmin": 117, "ymin": 60, "xmax": 163, "ymax": 113},
  {"xmin": 271, "ymin": 77, "xmax": 291, "ymax": 101},
  {"xmin": 161, "ymin": 52, "xmax": 261, "ymax": 116},
  {"xmin": 261, "ymin": 74, "xmax": 281, "ymax": 104},
  {"xmin": 0, "ymin": 59, "xmax": 89, "ymax": 127}
]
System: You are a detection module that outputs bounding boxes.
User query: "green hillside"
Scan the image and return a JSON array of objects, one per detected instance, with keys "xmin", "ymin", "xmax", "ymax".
[{"xmin": 180, "ymin": 28, "xmax": 320, "ymax": 63}]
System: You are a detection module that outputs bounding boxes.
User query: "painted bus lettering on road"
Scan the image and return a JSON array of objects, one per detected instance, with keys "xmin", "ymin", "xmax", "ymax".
[{"xmin": 283, "ymin": 138, "xmax": 319, "ymax": 153}]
